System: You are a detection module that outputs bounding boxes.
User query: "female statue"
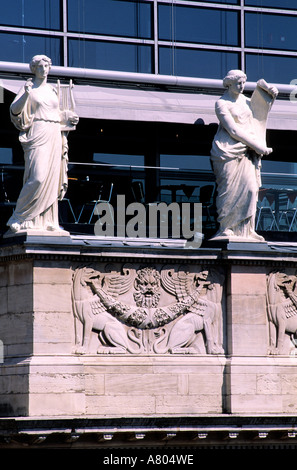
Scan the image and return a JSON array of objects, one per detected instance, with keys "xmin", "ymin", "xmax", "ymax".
[
  {"xmin": 210, "ymin": 69, "xmax": 278, "ymax": 241},
  {"xmin": 7, "ymin": 55, "xmax": 78, "ymax": 233}
]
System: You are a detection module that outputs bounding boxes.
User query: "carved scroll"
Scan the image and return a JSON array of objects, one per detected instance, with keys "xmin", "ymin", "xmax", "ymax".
[{"xmin": 250, "ymin": 79, "xmax": 276, "ymax": 186}]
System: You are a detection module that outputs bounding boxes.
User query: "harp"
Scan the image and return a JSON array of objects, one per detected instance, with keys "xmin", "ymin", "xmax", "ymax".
[{"xmin": 57, "ymin": 79, "xmax": 77, "ymax": 131}]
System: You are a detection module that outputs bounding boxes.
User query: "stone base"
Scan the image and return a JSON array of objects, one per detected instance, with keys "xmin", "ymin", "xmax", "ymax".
[
  {"xmin": 1, "ymin": 235, "xmax": 297, "ymax": 418},
  {"xmin": 3, "ymin": 227, "xmax": 71, "ymax": 239},
  {"xmin": 0, "ymin": 355, "xmax": 226, "ymax": 417}
]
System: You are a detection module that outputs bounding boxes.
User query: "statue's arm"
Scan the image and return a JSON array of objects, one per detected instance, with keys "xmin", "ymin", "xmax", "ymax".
[
  {"xmin": 215, "ymin": 100, "xmax": 272, "ymax": 156},
  {"xmin": 10, "ymin": 79, "xmax": 33, "ymax": 116}
]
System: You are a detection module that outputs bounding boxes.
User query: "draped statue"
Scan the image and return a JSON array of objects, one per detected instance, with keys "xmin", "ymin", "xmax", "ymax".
[
  {"xmin": 210, "ymin": 70, "xmax": 278, "ymax": 241},
  {"xmin": 6, "ymin": 55, "xmax": 78, "ymax": 234}
]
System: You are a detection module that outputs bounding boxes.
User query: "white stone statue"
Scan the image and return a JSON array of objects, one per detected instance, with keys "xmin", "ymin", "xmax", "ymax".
[
  {"xmin": 7, "ymin": 55, "xmax": 79, "ymax": 234},
  {"xmin": 210, "ymin": 69, "xmax": 278, "ymax": 241}
]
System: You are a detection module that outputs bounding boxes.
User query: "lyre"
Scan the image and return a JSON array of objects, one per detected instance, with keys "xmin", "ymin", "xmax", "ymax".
[{"xmin": 57, "ymin": 79, "xmax": 76, "ymax": 131}]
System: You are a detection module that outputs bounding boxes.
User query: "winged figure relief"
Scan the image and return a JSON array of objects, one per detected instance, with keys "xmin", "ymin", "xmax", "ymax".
[
  {"xmin": 71, "ymin": 265, "xmax": 142, "ymax": 354},
  {"xmin": 267, "ymin": 270, "xmax": 297, "ymax": 355},
  {"xmin": 155, "ymin": 266, "xmax": 225, "ymax": 354},
  {"xmin": 71, "ymin": 264, "xmax": 225, "ymax": 355}
]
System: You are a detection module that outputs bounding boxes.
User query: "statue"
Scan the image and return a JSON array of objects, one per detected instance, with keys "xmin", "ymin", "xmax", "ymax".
[
  {"xmin": 267, "ymin": 270, "xmax": 297, "ymax": 355},
  {"xmin": 210, "ymin": 70, "xmax": 278, "ymax": 241},
  {"xmin": 6, "ymin": 55, "xmax": 79, "ymax": 234}
]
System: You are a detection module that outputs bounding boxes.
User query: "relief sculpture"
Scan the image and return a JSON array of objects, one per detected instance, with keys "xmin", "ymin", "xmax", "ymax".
[
  {"xmin": 267, "ymin": 270, "xmax": 297, "ymax": 355},
  {"xmin": 71, "ymin": 264, "xmax": 225, "ymax": 355}
]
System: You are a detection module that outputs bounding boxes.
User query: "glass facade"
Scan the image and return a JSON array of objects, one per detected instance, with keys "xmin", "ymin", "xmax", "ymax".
[
  {"xmin": 68, "ymin": 0, "xmax": 152, "ymax": 39},
  {"xmin": 0, "ymin": 0, "xmax": 61, "ymax": 30},
  {"xmin": 0, "ymin": 1, "xmax": 297, "ymax": 241},
  {"xmin": 0, "ymin": 0, "xmax": 297, "ymax": 82}
]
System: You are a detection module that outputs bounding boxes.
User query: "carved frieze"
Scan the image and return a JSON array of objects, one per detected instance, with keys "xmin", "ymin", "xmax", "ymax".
[{"xmin": 71, "ymin": 263, "xmax": 225, "ymax": 355}]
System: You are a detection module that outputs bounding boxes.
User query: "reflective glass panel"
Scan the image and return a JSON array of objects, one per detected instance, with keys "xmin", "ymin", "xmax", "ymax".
[
  {"xmin": 159, "ymin": 5, "xmax": 239, "ymax": 46},
  {"xmin": 93, "ymin": 154, "xmax": 145, "ymax": 166},
  {"xmin": 179, "ymin": 0, "xmax": 238, "ymax": 3},
  {"xmin": 160, "ymin": 155, "xmax": 212, "ymax": 170},
  {"xmin": 0, "ymin": 0, "xmax": 61, "ymax": 30},
  {"xmin": 245, "ymin": 53, "xmax": 297, "ymax": 85},
  {"xmin": 0, "ymin": 33, "xmax": 62, "ymax": 65},
  {"xmin": 245, "ymin": 0, "xmax": 297, "ymax": 9},
  {"xmin": 159, "ymin": 47, "xmax": 239, "ymax": 79},
  {"xmin": 0, "ymin": 149, "xmax": 13, "ymax": 165},
  {"xmin": 245, "ymin": 12, "xmax": 297, "ymax": 51},
  {"xmin": 68, "ymin": 39, "xmax": 153, "ymax": 73},
  {"xmin": 68, "ymin": 0, "xmax": 152, "ymax": 39}
]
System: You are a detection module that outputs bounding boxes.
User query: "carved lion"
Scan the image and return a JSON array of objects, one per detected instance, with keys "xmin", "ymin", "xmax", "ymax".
[
  {"xmin": 154, "ymin": 267, "xmax": 225, "ymax": 354},
  {"xmin": 267, "ymin": 270, "xmax": 297, "ymax": 355},
  {"xmin": 71, "ymin": 266, "xmax": 140, "ymax": 354}
]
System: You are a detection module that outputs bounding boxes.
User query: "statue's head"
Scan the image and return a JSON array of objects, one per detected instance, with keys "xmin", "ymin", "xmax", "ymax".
[
  {"xmin": 29, "ymin": 55, "xmax": 52, "ymax": 74},
  {"xmin": 223, "ymin": 69, "xmax": 247, "ymax": 88}
]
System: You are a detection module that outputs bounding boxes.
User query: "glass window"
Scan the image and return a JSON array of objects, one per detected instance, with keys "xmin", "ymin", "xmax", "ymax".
[
  {"xmin": 158, "ymin": 155, "xmax": 214, "ymax": 207},
  {"xmin": 68, "ymin": 39, "xmax": 153, "ymax": 73},
  {"xmin": 160, "ymin": 155, "xmax": 212, "ymax": 171},
  {"xmin": 159, "ymin": 47, "xmax": 239, "ymax": 79},
  {"xmin": 245, "ymin": 0, "xmax": 297, "ymax": 9},
  {"xmin": 93, "ymin": 154, "xmax": 145, "ymax": 167},
  {"xmin": 245, "ymin": 53, "xmax": 297, "ymax": 85},
  {"xmin": 0, "ymin": 149, "xmax": 13, "ymax": 165},
  {"xmin": 0, "ymin": 0, "xmax": 61, "ymax": 30},
  {"xmin": 68, "ymin": 0, "xmax": 152, "ymax": 39},
  {"xmin": 159, "ymin": 5, "xmax": 239, "ymax": 46},
  {"xmin": 179, "ymin": 0, "xmax": 238, "ymax": 3},
  {"xmin": 245, "ymin": 12, "xmax": 297, "ymax": 51},
  {"xmin": 0, "ymin": 32, "xmax": 62, "ymax": 65}
]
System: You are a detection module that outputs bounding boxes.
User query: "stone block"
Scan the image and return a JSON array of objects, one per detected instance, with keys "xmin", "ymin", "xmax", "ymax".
[
  {"xmin": 0, "ymin": 286, "xmax": 8, "ymax": 315},
  {"xmin": 0, "ymin": 264, "xmax": 8, "ymax": 287},
  {"xmin": 157, "ymin": 394, "xmax": 222, "ymax": 414},
  {"xmin": 188, "ymin": 373, "xmax": 224, "ymax": 395},
  {"xmin": 7, "ymin": 285, "xmax": 33, "ymax": 314},
  {"xmin": 0, "ymin": 313, "xmax": 33, "ymax": 357},
  {"xmin": 230, "ymin": 394, "xmax": 283, "ymax": 414},
  {"xmin": 283, "ymin": 395, "xmax": 297, "ymax": 413},
  {"xmin": 33, "ymin": 283, "xmax": 72, "ymax": 313},
  {"xmin": 32, "ymin": 311, "xmax": 74, "ymax": 354},
  {"xmin": 105, "ymin": 373, "xmax": 178, "ymax": 396},
  {"xmin": 86, "ymin": 394, "xmax": 156, "ymax": 416},
  {"xmin": 229, "ymin": 266, "xmax": 267, "ymax": 295},
  {"xmin": 8, "ymin": 260, "xmax": 33, "ymax": 286},
  {"xmin": 33, "ymin": 261, "xmax": 73, "ymax": 285},
  {"xmin": 29, "ymin": 393, "xmax": 85, "ymax": 416},
  {"xmin": 85, "ymin": 373, "xmax": 105, "ymax": 395},
  {"xmin": 256, "ymin": 373, "xmax": 282, "ymax": 395},
  {"xmin": 229, "ymin": 324, "xmax": 268, "ymax": 355}
]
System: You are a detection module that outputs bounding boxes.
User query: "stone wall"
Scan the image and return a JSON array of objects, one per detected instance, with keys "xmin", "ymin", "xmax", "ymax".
[{"xmin": 1, "ymin": 236, "xmax": 297, "ymax": 418}]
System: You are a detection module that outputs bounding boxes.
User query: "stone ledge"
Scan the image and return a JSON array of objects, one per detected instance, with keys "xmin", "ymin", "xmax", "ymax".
[
  {"xmin": 1, "ymin": 415, "xmax": 297, "ymax": 449},
  {"xmin": 1, "ymin": 233, "xmax": 297, "ymax": 264}
]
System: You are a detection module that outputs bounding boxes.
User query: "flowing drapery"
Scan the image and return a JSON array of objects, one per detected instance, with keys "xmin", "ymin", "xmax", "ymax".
[{"xmin": 8, "ymin": 84, "xmax": 67, "ymax": 230}]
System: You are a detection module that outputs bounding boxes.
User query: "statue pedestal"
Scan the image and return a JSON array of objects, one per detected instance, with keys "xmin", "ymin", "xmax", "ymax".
[{"xmin": 1, "ymin": 234, "xmax": 297, "ymax": 418}]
